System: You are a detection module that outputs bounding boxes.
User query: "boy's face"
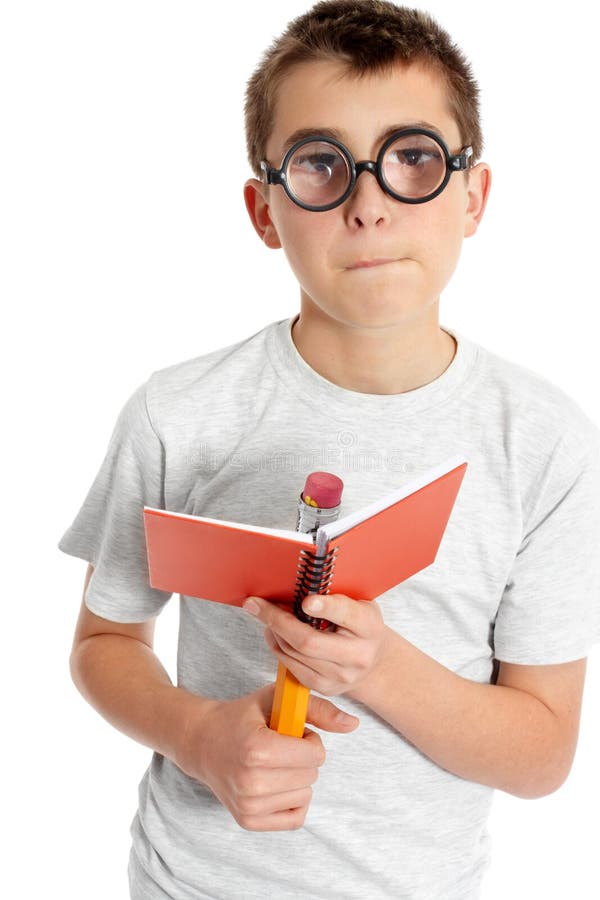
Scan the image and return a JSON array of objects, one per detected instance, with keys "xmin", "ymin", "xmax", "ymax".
[{"xmin": 245, "ymin": 59, "xmax": 490, "ymax": 332}]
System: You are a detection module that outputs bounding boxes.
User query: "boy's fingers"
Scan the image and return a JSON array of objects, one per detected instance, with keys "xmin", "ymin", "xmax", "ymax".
[
  {"xmin": 259, "ymin": 726, "xmax": 327, "ymax": 767},
  {"xmin": 305, "ymin": 694, "xmax": 359, "ymax": 734},
  {"xmin": 245, "ymin": 597, "xmax": 307, "ymax": 641},
  {"xmin": 254, "ymin": 683, "xmax": 357, "ymax": 747},
  {"xmin": 244, "ymin": 593, "xmax": 378, "ymax": 641},
  {"xmin": 301, "ymin": 593, "xmax": 376, "ymax": 635}
]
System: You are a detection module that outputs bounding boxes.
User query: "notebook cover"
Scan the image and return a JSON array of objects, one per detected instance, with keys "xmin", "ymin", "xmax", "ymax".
[
  {"xmin": 144, "ymin": 511, "xmax": 308, "ymax": 606},
  {"xmin": 328, "ymin": 463, "xmax": 467, "ymax": 599}
]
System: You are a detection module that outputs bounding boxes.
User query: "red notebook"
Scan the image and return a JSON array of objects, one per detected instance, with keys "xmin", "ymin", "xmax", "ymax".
[{"xmin": 143, "ymin": 456, "xmax": 467, "ymax": 606}]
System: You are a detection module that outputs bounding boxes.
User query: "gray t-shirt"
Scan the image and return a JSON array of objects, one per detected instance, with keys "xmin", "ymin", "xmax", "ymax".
[{"xmin": 59, "ymin": 316, "xmax": 600, "ymax": 900}]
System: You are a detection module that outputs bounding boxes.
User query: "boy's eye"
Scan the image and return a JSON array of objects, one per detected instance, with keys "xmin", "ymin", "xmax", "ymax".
[
  {"xmin": 382, "ymin": 138, "xmax": 446, "ymax": 197},
  {"xmin": 287, "ymin": 144, "xmax": 350, "ymax": 206},
  {"xmin": 390, "ymin": 147, "xmax": 441, "ymax": 167},
  {"xmin": 292, "ymin": 152, "xmax": 344, "ymax": 176}
]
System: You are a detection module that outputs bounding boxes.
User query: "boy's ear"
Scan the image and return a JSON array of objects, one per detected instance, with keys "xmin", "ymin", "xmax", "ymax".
[
  {"xmin": 463, "ymin": 163, "xmax": 492, "ymax": 238},
  {"xmin": 243, "ymin": 179, "xmax": 282, "ymax": 249}
]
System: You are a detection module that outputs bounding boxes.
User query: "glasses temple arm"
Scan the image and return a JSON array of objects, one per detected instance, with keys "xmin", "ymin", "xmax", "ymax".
[{"xmin": 450, "ymin": 146, "xmax": 473, "ymax": 171}]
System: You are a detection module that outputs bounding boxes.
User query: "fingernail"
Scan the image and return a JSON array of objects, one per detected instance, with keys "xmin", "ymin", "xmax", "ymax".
[
  {"xmin": 304, "ymin": 595, "xmax": 323, "ymax": 614},
  {"xmin": 243, "ymin": 598, "xmax": 260, "ymax": 616},
  {"xmin": 336, "ymin": 711, "xmax": 355, "ymax": 725}
]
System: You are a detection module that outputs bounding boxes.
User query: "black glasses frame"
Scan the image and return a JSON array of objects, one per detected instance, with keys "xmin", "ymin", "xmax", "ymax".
[{"xmin": 260, "ymin": 127, "xmax": 473, "ymax": 212}]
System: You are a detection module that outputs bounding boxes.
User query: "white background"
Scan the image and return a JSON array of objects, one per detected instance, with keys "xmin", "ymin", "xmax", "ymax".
[{"xmin": 2, "ymin": 1, "xmax": 598, "ymax": 897}]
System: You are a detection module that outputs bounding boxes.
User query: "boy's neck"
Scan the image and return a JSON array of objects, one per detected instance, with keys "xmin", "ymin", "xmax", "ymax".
[{"xmin": 291, "ymin": 302, "xmax": 456, "ymax": 396}]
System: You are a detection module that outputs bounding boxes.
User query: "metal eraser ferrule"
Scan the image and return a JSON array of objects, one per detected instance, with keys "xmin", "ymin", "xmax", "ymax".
[{"xmin": 296, "ymin": 496, "xmax": 342, "ymax": 536}]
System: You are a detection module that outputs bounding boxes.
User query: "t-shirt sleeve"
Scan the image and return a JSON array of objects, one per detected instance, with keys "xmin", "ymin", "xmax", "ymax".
[
  {"xmin": 58, "ymin": 379, "xmax": 172, "ymax": 622},
  {"xmin": 493, "ymin": 429, "xmax": 600, "ymax": 665}
]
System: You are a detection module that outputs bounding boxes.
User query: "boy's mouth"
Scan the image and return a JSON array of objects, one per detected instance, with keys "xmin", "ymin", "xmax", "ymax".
[{"xmin": 346, "ymin": 258, "xmax": 399, "ymax": 270}]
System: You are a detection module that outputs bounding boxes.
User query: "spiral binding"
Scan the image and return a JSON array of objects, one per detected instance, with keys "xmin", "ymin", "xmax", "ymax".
[{"xmin": 293, "ymin": 546, "xmax": 338, "ymax": 629}]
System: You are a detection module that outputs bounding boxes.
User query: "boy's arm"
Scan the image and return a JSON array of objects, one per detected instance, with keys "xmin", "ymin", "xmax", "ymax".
[
  {"xmin": 350, "ymin": 628, "xmax": 586, "ymax": 799},
  {"xmin": 70, "ymin": 565, "xmax": 358, "ymax": 831},
  {"xmin": 245, "ymin": 592, "xmax": 587, "ymax": 800},
  {"xmin": 70, "ymin": 564, "xmax": 197, "ymax": 766}
]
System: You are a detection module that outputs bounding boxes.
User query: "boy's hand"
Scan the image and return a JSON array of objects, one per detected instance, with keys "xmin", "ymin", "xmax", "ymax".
[
  {"xmin": 244, "ymin": 593, "xmax": 389, "ymax": 697},
  {"xmin": 174, "ymin": 684, "xmax": 358, "ymax": 832}
]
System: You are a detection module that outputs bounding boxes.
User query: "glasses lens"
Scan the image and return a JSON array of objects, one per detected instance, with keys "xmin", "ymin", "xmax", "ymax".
[
  {"xmin": 382, "ymin": 133, "xmax": 446, "ymax": 199},
  {"xmin": 286, "ymin": 141, "xmax": 351, "ymax": 208}
]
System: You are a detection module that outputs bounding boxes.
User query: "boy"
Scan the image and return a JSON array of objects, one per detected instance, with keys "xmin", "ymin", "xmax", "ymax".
[{"xmin": 60, "ymin": 2, "xmax": 600, "ymax": 898}]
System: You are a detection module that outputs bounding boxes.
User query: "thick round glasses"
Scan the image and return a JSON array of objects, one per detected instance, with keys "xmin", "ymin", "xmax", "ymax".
[{"xmin": 260, "ymin": 128, "xmax": 473, "ymax": 212}]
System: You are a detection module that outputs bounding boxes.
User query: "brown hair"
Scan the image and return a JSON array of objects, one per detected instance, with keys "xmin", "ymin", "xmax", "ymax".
[{"xmin": 244, "ymin": 0, "xmax": 482, "ymax": 176}]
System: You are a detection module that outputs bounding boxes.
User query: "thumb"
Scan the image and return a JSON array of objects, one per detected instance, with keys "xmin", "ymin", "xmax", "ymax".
[{"xmin": 305, "ymin": 694, "xmax": 360, "ymax": 734}]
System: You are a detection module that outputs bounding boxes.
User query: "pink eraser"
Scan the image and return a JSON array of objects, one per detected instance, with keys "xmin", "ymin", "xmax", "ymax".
[{"xmin": 302, "ymin": 471, "xmax": 344, "ymax": 509}]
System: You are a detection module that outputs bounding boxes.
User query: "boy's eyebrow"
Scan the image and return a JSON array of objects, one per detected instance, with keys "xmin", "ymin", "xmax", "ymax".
[{"xmin": 279, "ymin": 121, "xmax": 445, "ymax": 156}]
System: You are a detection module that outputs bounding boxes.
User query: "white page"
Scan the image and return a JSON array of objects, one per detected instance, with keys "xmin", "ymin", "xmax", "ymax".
[
  {"xmin": 143, "ymin": 507, "xmax": 314, "ymax": 545},
  {"xmin": 314, "ymin": 454, "xmax": 467, "ymax": 555}
]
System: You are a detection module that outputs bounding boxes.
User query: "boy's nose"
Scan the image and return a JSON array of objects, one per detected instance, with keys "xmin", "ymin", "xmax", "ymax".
[{"xmin": 344, "ymin": 162, "xmax": 391, "ymax": 228}]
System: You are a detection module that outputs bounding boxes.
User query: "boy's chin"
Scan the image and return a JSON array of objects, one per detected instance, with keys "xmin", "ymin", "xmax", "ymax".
[{"xmin": 301, "ymin": 282, "xmax": 438, "ymax": 331}]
